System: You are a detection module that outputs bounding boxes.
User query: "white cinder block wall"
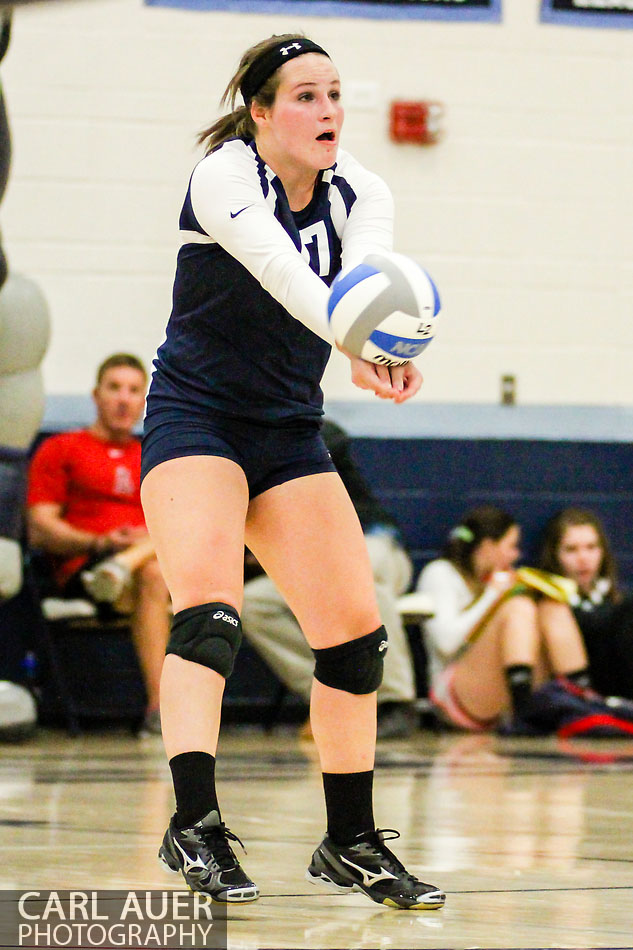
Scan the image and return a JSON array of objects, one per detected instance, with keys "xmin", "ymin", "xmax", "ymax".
[{"xmin": 2, "ymin": 0, "xmax": 632, "ymax": 405}]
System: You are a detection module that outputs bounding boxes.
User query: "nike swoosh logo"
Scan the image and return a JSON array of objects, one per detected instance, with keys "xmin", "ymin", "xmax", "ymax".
[
  {"xmin": 340, "ymin": 855, "xmax": 398, "ymax": 887},
  {"xmin": 230, "ymin": 206, "xmax": 252, "ymax": 219}
]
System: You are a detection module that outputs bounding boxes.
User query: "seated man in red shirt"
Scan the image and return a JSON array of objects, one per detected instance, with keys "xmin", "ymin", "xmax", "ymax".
[{"xmin": 26, "ymin": 353, "xmax": 169, "ymax": 734}]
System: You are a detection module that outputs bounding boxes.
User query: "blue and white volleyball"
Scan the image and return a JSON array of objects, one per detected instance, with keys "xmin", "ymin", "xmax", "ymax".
[{"xmin": 327, "ymin": 251, "xmax": 441, "ymax": 366}]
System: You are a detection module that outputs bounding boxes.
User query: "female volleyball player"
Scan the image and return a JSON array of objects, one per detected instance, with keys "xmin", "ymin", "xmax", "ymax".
[
  {"xmin": 416, "ymin": 506, "xmax": 592, "ymax": 731},
  {"xmin": 540, "ymin": 508, "xmax": 633, "ymax": 700},
  {"xmin": 140, "ymin": 34, "xmax": 445, "ymax": 910}
]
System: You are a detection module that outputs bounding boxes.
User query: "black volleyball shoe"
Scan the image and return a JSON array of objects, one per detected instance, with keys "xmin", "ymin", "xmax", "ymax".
[
  {"xmin": 306, "ymin": 828, "xmax": 445, "ymax": 910},
  {"xmin": 159, "ymin": 809, "xmax": 259, "ymax": 902}
]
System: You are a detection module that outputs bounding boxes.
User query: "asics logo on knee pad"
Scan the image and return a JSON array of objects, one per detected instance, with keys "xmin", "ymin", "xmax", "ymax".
[
  {"xmin": 378, "ymin": 640, "xmax": 388, "ymax": 653},
  {"xmin": 213, "ymin": 610, "xmax": 239, "ymax": 626},
  {"xmin": 167, "ymin": 603, "xmax": 242, "ymax": 678}
]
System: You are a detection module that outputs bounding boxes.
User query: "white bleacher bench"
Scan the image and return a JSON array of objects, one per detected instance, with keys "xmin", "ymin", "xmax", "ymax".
[
  {"xmin": 41, "ymin": 598, "xmax": 97, "ymax": 621},
  {"xmin": 397, "ymin": 591, "xmax": 434, "ymax": 619}
]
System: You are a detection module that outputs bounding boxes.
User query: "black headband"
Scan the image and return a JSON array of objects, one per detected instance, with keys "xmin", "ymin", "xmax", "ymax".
[{"xmin": 240, "ymin": 39, "xmax": 330, "ymax": 105}]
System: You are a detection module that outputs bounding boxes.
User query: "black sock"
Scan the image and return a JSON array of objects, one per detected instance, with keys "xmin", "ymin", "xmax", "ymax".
[
  {"xmin": 565, "ymin": 667, "xmax": 592, "ymax": 689},
  {"xmin": 505, "ymin": 664, "xmax": 533, "ymax": 718},
  {"xmin": 169, "ymin": 751, "xmax": 219, "ymax": 828},
  {"xmin": 322, "ymin": 771, "xmax": 375, "ymax": 846}
]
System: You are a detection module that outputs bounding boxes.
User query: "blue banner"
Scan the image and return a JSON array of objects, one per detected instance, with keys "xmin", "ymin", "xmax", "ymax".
[
  {"xmin": 541, "ymin": 0, "xmax": 633, "ymax": 28},
  {"xmin": 145, "ymin": 0, "xmax": 501, "ymax": 22}
]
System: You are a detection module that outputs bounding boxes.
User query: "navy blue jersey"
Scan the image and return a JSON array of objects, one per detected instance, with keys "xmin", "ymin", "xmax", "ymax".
[{"xmin": 148, "ymin": 138, "xmax": 393, "ymax": 424}]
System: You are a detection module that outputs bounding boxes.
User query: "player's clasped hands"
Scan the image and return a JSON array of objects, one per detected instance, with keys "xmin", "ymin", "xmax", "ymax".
[{"xmin": 344, "ymin": 350, "xmax": 423, "ymax": 403}]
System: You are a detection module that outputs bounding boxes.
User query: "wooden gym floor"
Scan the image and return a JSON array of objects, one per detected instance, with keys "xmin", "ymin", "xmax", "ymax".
[{"xmin": 1, "ymin": 726, "xmax": 633, "ymax": 949}]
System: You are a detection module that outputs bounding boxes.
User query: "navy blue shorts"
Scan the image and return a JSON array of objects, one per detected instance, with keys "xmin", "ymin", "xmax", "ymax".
[{"xmin": 141, "ymin": 409, "xmax": 336, "ymax": 499}]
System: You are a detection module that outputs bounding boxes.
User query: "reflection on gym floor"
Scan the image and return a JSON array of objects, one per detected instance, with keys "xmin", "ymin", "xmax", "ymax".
[{"xmin": 1, "ymin": 728, "xmax": 632, "ymax": 949}]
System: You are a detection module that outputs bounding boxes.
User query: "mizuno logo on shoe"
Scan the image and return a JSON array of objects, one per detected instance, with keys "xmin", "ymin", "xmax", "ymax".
[
  {"xmin": 172, "ymin": 837, "xmax": 209, "ymax": 875},
  {"xmin": 340, "ymin": 855, "xmax": 398, "ymax": 886}
]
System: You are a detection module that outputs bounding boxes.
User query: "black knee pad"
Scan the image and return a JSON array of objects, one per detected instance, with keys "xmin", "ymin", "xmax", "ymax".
[
  {"xmin": 167, "ymin": 602, "xmax": 242, "ymax": 679},
  {"xmin": 312, "ymin": 626, "xmax": 388, "ymax": 694}
]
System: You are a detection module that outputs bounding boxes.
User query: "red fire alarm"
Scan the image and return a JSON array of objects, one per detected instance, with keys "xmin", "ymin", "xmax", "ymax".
[{"xmin": 389, "ymin": 101, "xmax": 444, "ymax": 145}]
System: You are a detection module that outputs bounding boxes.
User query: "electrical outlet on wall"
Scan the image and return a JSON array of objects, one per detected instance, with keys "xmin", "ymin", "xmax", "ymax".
[{"xmin": 501, "ymin": 374, "xmax": 517, "ymax": 406}]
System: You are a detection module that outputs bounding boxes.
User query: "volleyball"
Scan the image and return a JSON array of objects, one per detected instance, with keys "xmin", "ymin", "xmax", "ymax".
[{"xmin": 327, "ymin": 251, "xmax": 441, "ymax": 366}]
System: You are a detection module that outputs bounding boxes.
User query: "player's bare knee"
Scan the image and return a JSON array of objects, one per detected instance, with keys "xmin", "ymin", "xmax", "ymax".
[
  {"xmin": 537, "ymin": 597, "xmax": 567, "ymax": 622},
  {"xmin": 312, "ymin": 626, "xmax": 388, "ymax": 694},
  {"xmin": 167, "ymin": 602, "xmax": 242, "ymax": 678},
  {"xmin": 517, "ymin": 592, "xmax": 538, "ymax": 613},
  {"xmin": 500, "ymin": 592, "xmax": 538, "ymax": 623}
]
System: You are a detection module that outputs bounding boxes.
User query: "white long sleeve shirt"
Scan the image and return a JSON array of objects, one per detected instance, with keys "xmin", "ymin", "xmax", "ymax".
[
  {"xmin": 416, "ymin": 559, "xmax": 501, "ymax": 686},
  {"xmin": 149, "ymin": 138, "xmax": 394, "ymax": 422}
]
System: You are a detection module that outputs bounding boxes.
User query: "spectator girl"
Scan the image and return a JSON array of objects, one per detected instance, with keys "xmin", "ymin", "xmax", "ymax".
[
  {"xmin": 540, "ymin": 507, "xmax": 633, "ymax": 699},
  {"xmin": 416, "ymin": 505, "xmax": 591, "ymax": 731}
]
